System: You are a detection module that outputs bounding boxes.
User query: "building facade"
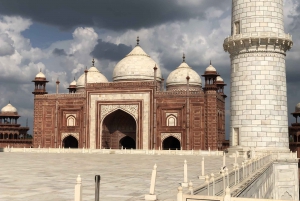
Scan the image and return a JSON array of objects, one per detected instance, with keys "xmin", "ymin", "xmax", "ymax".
[
  {"xmin": 32, "ymin": 44, "xmax": 226, "ymax": 150},
  {"xmin": 0, "ymin": 103, "xmax": 31, "ymax": 148},
  {"xmin": 289, "ymin": 103, "xmax": 300, "ymax": 158}
]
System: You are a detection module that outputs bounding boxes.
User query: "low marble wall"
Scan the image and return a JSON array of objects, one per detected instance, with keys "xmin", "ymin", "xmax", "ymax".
[{"xmin": 3, "ymin": 147, "xmax": 223, "ymax": 156}]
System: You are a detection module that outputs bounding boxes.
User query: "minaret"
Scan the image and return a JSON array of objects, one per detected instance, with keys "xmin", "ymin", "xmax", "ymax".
[
  {"xmin": 224, "ymin": 0, "xmax": 293, "ymax": 151},
  {"xmin": 202, "ymin": 62, "xmax": 219, "ymax": 150},
  {"xmin": 32, "ymin": 70, "xmax": 49, "ymax": 95}
]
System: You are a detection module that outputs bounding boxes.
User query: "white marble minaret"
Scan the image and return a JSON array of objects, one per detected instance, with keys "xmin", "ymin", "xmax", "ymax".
[{"xmin": 224, "ymin": 0, "xmax": 293, "ymax": 151}]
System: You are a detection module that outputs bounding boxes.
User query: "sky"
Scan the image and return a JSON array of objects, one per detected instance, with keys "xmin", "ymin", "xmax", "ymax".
[{"xmin": 0, "ymin": 0, "xmax": 299, "ymax": 138}]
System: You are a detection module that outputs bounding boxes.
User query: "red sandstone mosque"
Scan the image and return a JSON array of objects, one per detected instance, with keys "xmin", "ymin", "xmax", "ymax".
[{"xmin": 1, "ymin": 39, "xmax": 228, "ymax": 150}]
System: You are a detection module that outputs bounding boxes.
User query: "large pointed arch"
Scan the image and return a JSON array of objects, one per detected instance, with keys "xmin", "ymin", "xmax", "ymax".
[{"xmin": 100, "ymin": 109, "xmax": 137, "ymax": 149}]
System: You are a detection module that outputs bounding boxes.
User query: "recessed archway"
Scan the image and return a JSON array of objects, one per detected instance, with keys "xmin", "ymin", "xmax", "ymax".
[
  {"xmin": 63, "ymin": 135, "xmax": 78, "ymax": 148},
  {"xmin": 162, "ymin": 136, "xmax": 180, "ymax": 150},
  {"xmin": 102, "ymin": 109, "xmax": 136, "ymax": 149}
]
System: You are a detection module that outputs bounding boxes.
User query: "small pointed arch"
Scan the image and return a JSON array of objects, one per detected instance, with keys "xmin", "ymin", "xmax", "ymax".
[
  {"xmin": 14, "ymin": 134, "xmax": 18, "ymax": 139},
  {"xmin": 0, "ymin": 133, "xmax": 3, "ymax": 139},
  {"xmin": 63, "ymin": 135, "xmax": 78, "ymax": 148},
  {"xmin": 166, "ymin": 115, "xmax": 177, "ymax": 126},
  {"xmin": 162, "ymin": 136, "xmax": 180, "ymax": 150},
  {"xmin": 67, "ymin": 115, "xmax": 76, "ymax": 126}
]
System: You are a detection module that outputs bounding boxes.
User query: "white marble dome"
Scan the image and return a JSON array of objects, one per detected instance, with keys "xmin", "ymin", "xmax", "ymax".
[
  {"xmin": 113, "ymin": 45, "xmax": 162, "ymax": 82},
  {"xmin": 216, "ymin": 76, "xmax": 223, "ymax": 82},
  {"xmin": 77, "ymin": 66, "xmax": 108, "ymax": 88},
  {"xmin": 35, "ymin": 71, "xmax": 46, "ymax": 78},
  {"xmin": 166, "ymin": 62, "xmax": 201, "ymax": 87},
  {"xmin": 295, "ymin": 102, "xmax": 300, "ymax": 112},
  {"xmin": 1, "ymin": 103, "xmax": 17, "ymax": 113},
  {"xmin": 205, "ymin": 64, "xmax": 217, "ymax": 72}
]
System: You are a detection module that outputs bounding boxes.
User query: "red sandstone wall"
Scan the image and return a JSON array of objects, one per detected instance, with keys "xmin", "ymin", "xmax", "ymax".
[{"xmin": 33, "ymin": 95, "xmax": 85, "ymax": 148}]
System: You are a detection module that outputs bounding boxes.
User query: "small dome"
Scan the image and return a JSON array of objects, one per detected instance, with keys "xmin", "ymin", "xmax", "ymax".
[
  {"xmin": 70, "ymin": 80, "xmax": 77, "ymax": 86},
  {"xmin": 295, "ymin": 103, "xmax": 300, "ymax": 113},
  {"xmin": 113, "ymin": 45, "xmax": 162, "ymax": 82},
  {"xmin": 216, "ymin": 76, "xmax": 224, "ymax": 82},
  {"xmin": 1, "ymin": 103, "xmax": 17, "ymax": 113},
  {"xmin": 205, "ymin": 64, "xmax": 216, "ymax": 72},
  {"xmin": 35, "ymin": 71, "xmax": 46, "ymax": 78},
  {"xmin": 166, "ymin": 62, "xmax": 201, "ymax": 88},
  {"xmin": 77, "ymin": 66, "xmax": 108, "ymax": 88}
]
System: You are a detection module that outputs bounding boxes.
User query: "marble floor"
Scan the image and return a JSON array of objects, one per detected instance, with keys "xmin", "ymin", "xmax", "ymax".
[{"xmin": 0, "ymin": 152, "xmax": 241, "ymax": 201}]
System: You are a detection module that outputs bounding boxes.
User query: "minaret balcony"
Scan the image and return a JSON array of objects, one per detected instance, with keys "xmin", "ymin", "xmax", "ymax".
[
  {"xmin": 223, "ymin": 32, "xmax": 293, "ymax": 54},
  {"xmin": 0, "ymin": 123, "xmax": 21, "ymax": 127}
]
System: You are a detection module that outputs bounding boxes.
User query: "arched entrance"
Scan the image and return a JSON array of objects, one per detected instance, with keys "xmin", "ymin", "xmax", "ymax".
[
  {"xmin": 120, "ymin": 136, "xmax": 136, "ymax": 149},
  {"xmin": 163, "ymin": 136, "xmax": 180, "ymax": 150},
  {"xmin": 102, "ymin": 109, "xmax": 136, "ymax": 149},
  {"xmin": 63, "ymin": 135, "xmax": 78, "ymax": 148}
]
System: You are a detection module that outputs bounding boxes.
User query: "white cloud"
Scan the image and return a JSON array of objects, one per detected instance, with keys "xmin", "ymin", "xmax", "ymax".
[
  {"xmin": 0, "ymin": 17, "xmax": 100, "ymax": 132},
  {"xmin": 0, "ymin": 33, "xmax": 14, "ymax": 56}
]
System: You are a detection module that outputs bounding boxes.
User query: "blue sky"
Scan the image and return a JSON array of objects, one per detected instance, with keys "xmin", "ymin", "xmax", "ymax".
[{"xmin": 0, "ymin": 0, "xmax": 299, "ymax": 139}]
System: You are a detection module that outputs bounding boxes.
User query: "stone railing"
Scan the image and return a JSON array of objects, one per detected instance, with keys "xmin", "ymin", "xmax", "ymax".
[
  {"xmin": 155, "ymin": 90, "xmax": 203, "ymax": 97},
  {"xmin": 88, "ymin": 81, "xmax": 154, "ymax": 89},
  {"xmin": 3, "ymin": 147, "xmax": 223, "ymax": 156},
  {"xmin": 178, "ymin": 186, "xmax": 289, "ymax": 201},
  {"xmin": 223, "ymin": 32, "xmax": 293, "ymax": 54},
  {"xmin": 224, "ymin": 32, "xmax": 292, "ymax": 43},
  {"xmin": 192, "ymin": 154, "xmax": 274, "ymax": 196},
  {"xmin": 35, "ymin": 93, "xmax": 85, "ymax": 99}
]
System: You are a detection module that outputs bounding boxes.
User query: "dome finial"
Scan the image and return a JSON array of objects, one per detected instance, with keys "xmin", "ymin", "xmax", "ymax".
[
  {"xmin": 74, "ymin": 77, "xmax": 75, "ymax": 80},
  {"xmin": 9, "ymin": 100, "xmax": 10, "ymax": 104},
  {"xmin": 136, "ymin": 36, "xmax": 140, "ymax": 46},
  {"xmin": 39, "ymin": 68, "xmax": 41, "ymax": 72},
  {"xmin": 210, "ymin": 60, "xmax": 212, "ymax": 65},
  {"xmin": 92, "ymin": 58, "xmax": 95, "ymax": 67},
  {"xmin": 183, "ymin": 53, "xmax": 186, "ymax": 63}
]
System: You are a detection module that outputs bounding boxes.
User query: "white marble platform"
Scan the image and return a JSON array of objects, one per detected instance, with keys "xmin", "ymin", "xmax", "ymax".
[{"xmin": 0, "ymin": 152, "xmax": 242, "ymax": 201}]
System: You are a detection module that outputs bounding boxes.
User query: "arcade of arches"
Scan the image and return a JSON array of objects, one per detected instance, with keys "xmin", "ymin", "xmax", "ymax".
[
  {"xmin": 102, "ymin": 109, "xmax": 136, "ymax": 149},
  {"xmin": 0, "ymin": 133, "xmax": 21, "ymax": 139}
]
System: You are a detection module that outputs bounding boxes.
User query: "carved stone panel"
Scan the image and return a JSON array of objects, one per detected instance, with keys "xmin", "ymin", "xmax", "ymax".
[
  {"xmin": 100, "ymin": 105, "xmax": 138, "ymax": 121},
  {"xmin": 279, "ymin": 187, "xmax": 294, "ymax": 200},
  {"xmin": 61, "ymin": 133, "xmax": 79, "ymax": 140},
  {"xmin": 161, "ymin": 133, "xmax": 181, "ymax": 142},
  {"xmin": 278, "ymin": 169, "xmax": 294, "ymax": 182}
]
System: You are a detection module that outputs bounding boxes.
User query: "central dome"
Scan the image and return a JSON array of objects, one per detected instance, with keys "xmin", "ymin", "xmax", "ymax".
[{"xmin": 113, "ymin": 45, "xmax": 162, "ymax": 82}]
